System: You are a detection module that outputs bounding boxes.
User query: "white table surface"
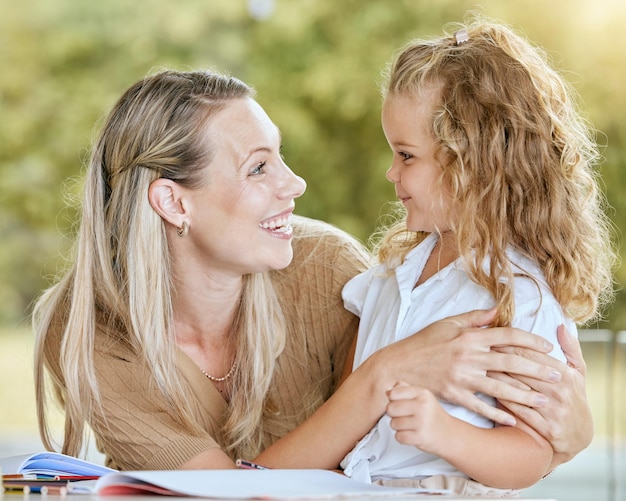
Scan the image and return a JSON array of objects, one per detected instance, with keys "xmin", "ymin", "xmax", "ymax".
[{"xmin": 8, "ymin": 495, "xmax": 557, "ymax": 501}]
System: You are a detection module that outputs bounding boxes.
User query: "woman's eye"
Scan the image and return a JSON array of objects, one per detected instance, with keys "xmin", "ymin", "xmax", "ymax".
[
  {"xmin": 250, "ymin": 161, "xmax": 266, "ymax": 175},
  {"xmin": 399, "ymin": 151, "xmax": 412, "ymax": 160}
]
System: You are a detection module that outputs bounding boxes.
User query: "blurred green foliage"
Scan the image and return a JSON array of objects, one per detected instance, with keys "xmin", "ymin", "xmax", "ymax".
[{"xmin": 2, "ymin": 0, "xmax": 625, "ymax": 328}]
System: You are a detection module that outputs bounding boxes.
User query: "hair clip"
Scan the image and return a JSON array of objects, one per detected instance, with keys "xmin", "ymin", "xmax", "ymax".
[{"xmin": 454, "ymin": 29, "xmax": 470, "ymax": 45}]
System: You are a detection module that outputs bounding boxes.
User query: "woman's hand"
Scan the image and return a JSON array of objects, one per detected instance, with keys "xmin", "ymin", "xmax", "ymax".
[
  {"xmin": 371, "ymin": 308, "xmax": 560, "ymax": 426},
  {"xmin": 493, "ymin": 325, "xmax": 592, "ymax": 468}
]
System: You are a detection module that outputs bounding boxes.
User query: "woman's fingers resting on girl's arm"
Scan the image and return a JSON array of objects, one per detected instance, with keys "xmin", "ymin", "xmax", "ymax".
[{"xmin": 497, "ymin": 326, "xmax": 592, "ymax": 466}]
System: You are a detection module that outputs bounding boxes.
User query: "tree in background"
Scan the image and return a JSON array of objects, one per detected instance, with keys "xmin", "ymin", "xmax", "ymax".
[{"xmin": 1, "ymin": 0, "xmax": 624, "ymax": 328}]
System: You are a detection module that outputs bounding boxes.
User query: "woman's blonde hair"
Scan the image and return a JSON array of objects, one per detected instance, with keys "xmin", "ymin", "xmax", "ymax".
[
  {"xmin": 376, "ymin": 15, "xmax": 617, "ymax": 326},
  {"xmin": 33, "ymin": 69, "xmax": 286, "ymax": 460}
]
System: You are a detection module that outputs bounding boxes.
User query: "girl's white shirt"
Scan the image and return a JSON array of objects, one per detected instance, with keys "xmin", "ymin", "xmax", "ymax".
[{"xmin": 340, "ymin": 233, "xmax": 576, "ymax": 483}]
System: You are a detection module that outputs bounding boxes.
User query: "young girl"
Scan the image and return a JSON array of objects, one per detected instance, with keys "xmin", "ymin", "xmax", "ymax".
[{"xmin": 340, "ymin": 17, "xmax": 616, "ymax": 497}]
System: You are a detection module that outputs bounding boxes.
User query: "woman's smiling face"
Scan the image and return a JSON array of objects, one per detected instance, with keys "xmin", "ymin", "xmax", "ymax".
[{"xmin": 183, "ymin": 97, "xmax": 307, "ymax": 276}]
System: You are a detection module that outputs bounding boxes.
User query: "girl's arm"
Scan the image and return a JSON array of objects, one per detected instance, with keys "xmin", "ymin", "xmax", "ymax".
[{"xmin": 387, "ymin": 383, "xmax": 553, "ymax": 489}]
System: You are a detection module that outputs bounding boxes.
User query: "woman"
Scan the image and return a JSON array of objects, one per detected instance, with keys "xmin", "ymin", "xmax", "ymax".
[{"xmin": 33, "ymin": 69, "xmax": 592, "ymax": 473}]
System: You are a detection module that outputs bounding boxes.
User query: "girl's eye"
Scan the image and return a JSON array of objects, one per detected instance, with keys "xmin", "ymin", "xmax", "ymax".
[
  {"xmin": 399, "ymin": 151, "xmax": 413, "ymax": 160},
  {"xmin": 250, "ymin": 161, "xmax": 266, "ymax": 175}
]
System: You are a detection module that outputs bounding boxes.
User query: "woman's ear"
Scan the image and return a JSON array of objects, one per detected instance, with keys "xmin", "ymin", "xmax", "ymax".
[{"xmin": 148, "ymin": 178, "xmax": 187, "ymax": 227}]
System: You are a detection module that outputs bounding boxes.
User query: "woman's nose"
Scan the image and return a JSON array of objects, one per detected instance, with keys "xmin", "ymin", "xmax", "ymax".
[{"xmin": 278, "ymin": 163, "xmax": 307, "ymax": 199}]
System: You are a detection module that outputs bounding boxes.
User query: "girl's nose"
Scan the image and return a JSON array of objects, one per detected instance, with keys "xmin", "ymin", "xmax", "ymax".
[{"xmin": 386, "ymin": 163, "xmax": 399, "ymax": 184}]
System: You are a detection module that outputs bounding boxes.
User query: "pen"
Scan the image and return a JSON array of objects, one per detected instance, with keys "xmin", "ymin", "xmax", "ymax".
[
  {"xmin": 2, "ymin": 484, "xmax": 68, "ymax": 496},
  {"xmin": 53, "ymin": 475, "xmax": 101, "ymax": 481},
  {"xmin": 2, "ymin": 479, "xmax": 70, "ymax": 487},
  {"xmin": 235, "ymin": 459, "xmax": 270, "ymax": 470},
  {"xmin": 41, "ymin": 485, "xmax": 69, "ymax": 496},
  {"xmin": 3, "ymin": 485, "xmax": 31, "ymax": 494}
]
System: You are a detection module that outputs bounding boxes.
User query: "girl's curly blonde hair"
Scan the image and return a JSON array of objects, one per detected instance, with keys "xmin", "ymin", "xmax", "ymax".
[{"xmin": 375, "ymin": 15, "xmax": 617, "ymax": 327}]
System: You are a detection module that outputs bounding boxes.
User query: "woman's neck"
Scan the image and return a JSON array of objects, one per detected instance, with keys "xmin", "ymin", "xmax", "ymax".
[
  {"xmin": 172, "ymin": 276, "xmax": 241, "ymax": 396},
  {"xmin": 172, "ymin": 269, "xmax": 243, "ymax": 345}
]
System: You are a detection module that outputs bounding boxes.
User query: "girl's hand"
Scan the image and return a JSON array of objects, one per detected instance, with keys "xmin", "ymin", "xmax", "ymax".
[
  {"xmin": 386, "ymin": 382, "xmax": 448, "ymax": 453},
  {"xmin": 493, "ymin": 325, "xmax": 592, "ymax": 467},
  {"xmin": 371, "ymin": 308, "xmax": 558, "ymax": 426}
]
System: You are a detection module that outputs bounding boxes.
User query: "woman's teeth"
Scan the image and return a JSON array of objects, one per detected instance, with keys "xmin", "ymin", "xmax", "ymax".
[{"xmin": 260, "ymin": 217, "xmax": 288, "ymax": 230}]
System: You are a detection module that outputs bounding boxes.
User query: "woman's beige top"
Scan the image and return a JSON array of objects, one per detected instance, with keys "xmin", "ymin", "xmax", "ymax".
[{"xmin": 81, "ymin": 216, "xmax": 370, "ymax": 470}]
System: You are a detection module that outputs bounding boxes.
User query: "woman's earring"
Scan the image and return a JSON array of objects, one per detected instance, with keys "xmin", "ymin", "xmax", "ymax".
[{"xmin": 177, "ymin": 221, "xmax": 189, "ymax": 237}]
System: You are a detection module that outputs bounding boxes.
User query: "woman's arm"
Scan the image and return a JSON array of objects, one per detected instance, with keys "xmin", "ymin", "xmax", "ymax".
[
  {"xmin": 494, "ymin": 325, "xmax": 593, "ymax": 471},
  {"xmin": 254, "ymin": 340, "xmax": 389, "ymax": 468},
  {"xmin": 387, "ymin": 383, "xmax": 553, "ymax": 488},
  {"xmin": 254, "ymin": 309, "xmax": 558, "ymax": 469},
  {"xmin": 180, "ymin": 449, "xmax": 236, "ymax": 469}
]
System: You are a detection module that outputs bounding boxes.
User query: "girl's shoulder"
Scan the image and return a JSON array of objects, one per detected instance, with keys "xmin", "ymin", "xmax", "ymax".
[{"xmin": 506, "ymin": 248, "xmax": 551, "ymax": 297}]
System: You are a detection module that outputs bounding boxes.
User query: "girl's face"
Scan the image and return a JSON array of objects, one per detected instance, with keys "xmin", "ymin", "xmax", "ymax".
[
  {"xmin": 183, "ymin": 97, "xmax": 307, "ymax": 276},
  {"xmin": 382, "ymin": 89, "xmax": 454, "ymax": 234}
]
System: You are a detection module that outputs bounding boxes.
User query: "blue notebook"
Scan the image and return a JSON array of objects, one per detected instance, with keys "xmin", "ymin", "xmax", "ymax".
[{"xmin": 0, "ymin": 451, "xmax": 115, "ymax": 477}]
